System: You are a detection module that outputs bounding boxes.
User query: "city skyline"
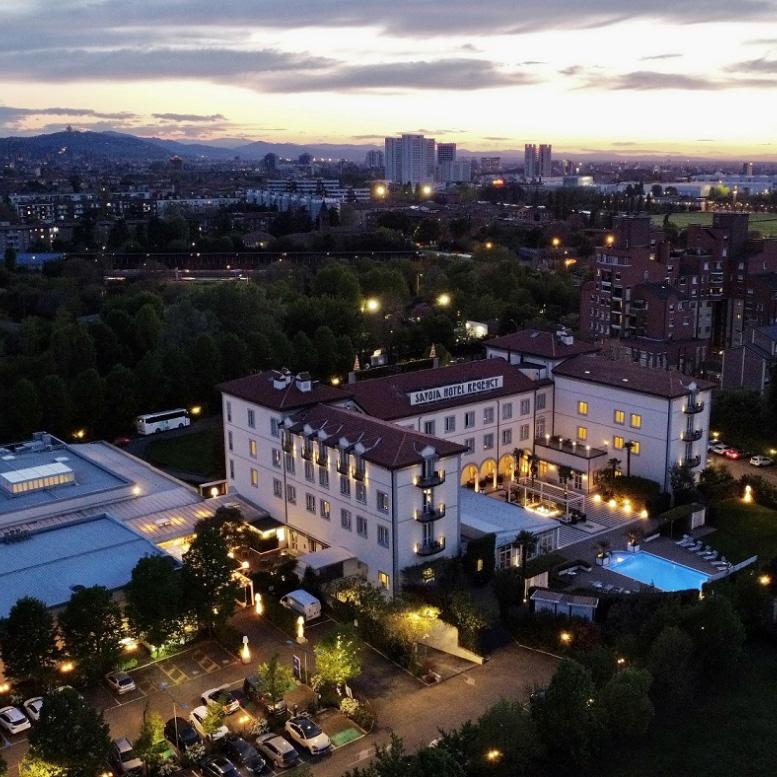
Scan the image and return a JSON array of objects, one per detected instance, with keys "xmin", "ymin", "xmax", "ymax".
[{"xmin": 2, "ymin": 0, "xmax": 777, "ymax": 158}]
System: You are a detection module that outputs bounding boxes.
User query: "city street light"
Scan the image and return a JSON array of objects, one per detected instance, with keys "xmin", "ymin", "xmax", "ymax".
[
  {"xmin": 374, "ymin": 184, "xmax": 387, "ymax": 198},
  {"xmin": 362, "ymin": 297, "xmax": 381, "ymax": 314},
  {"xmin": 436, "ymin": 293, "xmax": 451, "ymax": 307},
  {"xmin": 421, "ymin": 184, "xmax": 433, "ymax": 197}
]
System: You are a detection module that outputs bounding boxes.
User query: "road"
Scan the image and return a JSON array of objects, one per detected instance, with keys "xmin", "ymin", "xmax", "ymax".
[{"xmin": 708, "ymin": 452, "xmax": 777, "ymax": 487}]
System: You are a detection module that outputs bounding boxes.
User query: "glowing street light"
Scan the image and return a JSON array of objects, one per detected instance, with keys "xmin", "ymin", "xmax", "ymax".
[
  {"xmin": 551, "ymin": 237, "xmax": 561, "ymax": 248},
  {"xmin": 484, "ymin": 241, "xmax": 494, "ymax": 250},
  {"xmin": 241, "ymin": 635, "xmax": 251, "ymax": 664},
  {"xmin": 759, "ymin": 574, "xmax": 772, "ymax": 587},
  {"xmin": 559, "ymin": 631, "xmax": 572, "ymax": 645},
  {"xmin": 255, "ymin": 593, "xmax": 264, "ymax": 615},
  {"xmin": 485, "ymin": 749, "xmax": 502, "ymax": 763},
  {"xmin": 59, "ymin": 661, "xmax": 75, "ymax": 674},
  {"xmin": 374, "ymin": 184, "xmax": 387, "ymax": 198},
  {"xmin": 363, "ymin": 297, "xmax": 381, "ymax": 314},
  {"xmin": 296, "ymin": 615, "xmax": 307, "ymax": 644},
  {"xmin": 420, "ymin": 184, "xmax": 433, "ymax": 197},
  {"xmin": 744, "ymin": 484, "xmax": 754, "ymax": 504},
  {"xmin": 190, "ymin": 405, "xmax": 202, "ymax": 417},
  {"xmin": 436, "ymin": 293, "xmax": 451, "ymax": 307},
  {"xmin": 605, "ymin": 234, "xmax": 615, "ymax": 246}
]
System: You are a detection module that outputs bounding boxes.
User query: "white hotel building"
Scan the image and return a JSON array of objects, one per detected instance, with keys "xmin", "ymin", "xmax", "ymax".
[{"xmin": 219, "ymin": 330, "xmax": 713, "ymax": 592}]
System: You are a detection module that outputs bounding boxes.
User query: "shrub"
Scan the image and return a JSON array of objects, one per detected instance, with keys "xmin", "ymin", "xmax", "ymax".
[{"xmin": 340, "ymin": 697, "xmax": 375, "ymax": 731}]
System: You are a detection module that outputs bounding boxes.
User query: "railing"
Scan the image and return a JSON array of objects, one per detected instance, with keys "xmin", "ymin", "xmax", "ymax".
[
  {"xmin": 415, "ymin": 538, "xmax": 446, "ymax": 557},
  {"xmin": 681, "ymin": 429, "xmax": 703, "ymax": 442},
  {"xmin": 353, "ymin": 467, "xmax": 365, "ymax": 482},
  {"xmin": 684, "ymin": 455, "xmax": 702, "ymax": 467},
  {"xmin": 281, "ymin": 435, "xmax": 293, "ymax": 453},
  {"xmin": 336, "ymin": 460, "xmax": 350, "ymax": 476},
  {"xmin": 417, "ymin": 471, "xmax": 445, "ymax": 488},
  {"xmin": 684, "ymin": 401, "xmax": 705, "ymax": 414},
  {"xmin": 316, "ymin": 453, "xmax": 329, "ymax": 466},
  {"xmin": 301, "ymin": 446, "xmax": 313, "ymax": 461},
  {"xmin": 416, "ymin": 505, "xmax": 446, "ymax": 523}
]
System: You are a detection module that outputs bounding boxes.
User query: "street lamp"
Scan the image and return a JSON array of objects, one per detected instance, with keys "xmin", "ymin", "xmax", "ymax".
[
  {"xmin": 421, "ymin": 184, "xmax": 433, "ymax": 197},
  {"xmin": 296, "ymin": 616, "xmax": 307, "ymax": 644},
  {"xmin": 436, "ymin": 293, "xmax": 451, "ymax": 307},
  {"xmin": 255, "ymin": 593, "xmax": 264, "ymax": 615},
  {"xmin": 374, "ymin": 184, "xmax": 387, "ymax": 198},
  {"xmin": 362, "ymin": 297, "xmax": 381, "ymax": 314}
]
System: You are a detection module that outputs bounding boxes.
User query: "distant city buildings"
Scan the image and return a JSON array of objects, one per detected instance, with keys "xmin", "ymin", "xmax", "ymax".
[
  {"xmin": 365, "ymin": 150, "xmax": 384, "ymax": 169},
  {"xmin": 480, "ymin": 157, "xmax": 501, "ymax": 174},
  {"xmin": 384, "ymin": 133, "xmax": 436, "ymax": 185},
  {"xmin": 524, "ymin": 143, "xmax": 552, "ymax": 180},
  {"xmin": 437, "ymin": 143, "xmax": 457, "ymax": 165}
]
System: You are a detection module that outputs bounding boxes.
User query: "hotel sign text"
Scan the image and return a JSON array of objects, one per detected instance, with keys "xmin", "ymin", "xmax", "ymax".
[{"xmin": 409, "ymin": 376, "xmax": 504, "ymax": 406}]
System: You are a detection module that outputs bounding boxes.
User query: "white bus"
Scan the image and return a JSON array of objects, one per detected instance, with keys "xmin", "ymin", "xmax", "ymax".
[{"xmin": 135, "ymin": 408, "xmax": 191, "ymax": 435}]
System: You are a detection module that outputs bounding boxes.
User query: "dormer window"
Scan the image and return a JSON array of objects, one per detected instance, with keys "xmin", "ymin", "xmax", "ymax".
[
  {"xmin": 317, "ymin": 439, "xmax": 328, "ymax": 466},
  {"xmin": 353, "ymin": 453, "xmax": 365, "ymax": 481}
]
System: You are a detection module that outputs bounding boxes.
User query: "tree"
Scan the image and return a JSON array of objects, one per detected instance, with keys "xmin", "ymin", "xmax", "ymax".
[
  {"xmin": 70, "ymin": 368, "xmax": 104, "ymax": 432},
  {"xmin": 202, "ymin": 705, "xmax": 226, "ymax": 738},
  {"xmin": 668, "ymin": 462, "xmax": 696, "ymax": 503},
  {"xmin": 8, "ymin": 378, "xmax": 42, "ymax": 439},
  {"xmin": 125, "ymin": 556, "xmax": 184, "ymax": 650},
  {"xmin": 313, "ymin": 326, "xmax": 339, "ymax": 378},
  {"xmin": 647, "ymin": 625, "xmax": 695, "ymax": 707},
  {"xmin": 189, "ymin": 333, "xmax": 222, "ymax": 410},
  {"xmin": 600, "ymin": 667, "xmax": 654, "ymax": 738},
  {"xmin": 256, "ymin": 653, "xmax": 295, "ymax": 704},
  {"xmin": 685, "ymin": 595, "xmax": 745, "ymax": 675},
  {"xmin": 4, "ymin": 247, "xmax": 16, "ymax": 272},
  {"xmin": 491, "ymin": 567, "xmax": 523, "ymax": 620},
  {"xmin": 134, "ymin": 303, "xmax": 163, "ymax": 355},
  {"xmin": 182, "ymin": 521, "xmax": 239, "ymax": 629},
  {"xmin": 313, "ymin": 626, "xmax": 362, "ymax": 689},
  {"xmin": 0, "ymin": 597, "xmax": 59, "ymax": 686},
  {"xmin": 103, "ymin": 364, "xmax": 139, "ymax": 436},
  {"xmin": 19, "ymin": 757, "xmax": 62, "ymax": 777},
  {"xmin": 134, "ymin": 707, "xmax": 168, "ymax": 775},
  {"xmin": 218, "ymin": 333, "xmax": 250, "ymax": 381},
  {"xmin": 291, "ymin": 331, "xmax": 316, "ymax": 373},
  {"xmin": 29, "ymin": 688, "xmax": 111, "ymax": 777},
  {"xmin": 59, "ymin": 586, "xmax": 124, "ymax": 680},
  {"xmin": 40, "ymin": 375, "xmax": 72, "ymax": 439}
]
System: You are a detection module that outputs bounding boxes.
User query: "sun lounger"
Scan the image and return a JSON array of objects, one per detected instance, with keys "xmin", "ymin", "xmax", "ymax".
[
  {"xmin": 702, "ymin": 551, "xmax": 719, "ymax": 561},
  {"xmin": 604, "ymin": 584, "xmax": 615, "ymax": 592},
  {"xmin": 686, "ymin": 542, "xmax": 703, "ymax": 553},
  {"xmin": 592, "ymin": 581, "xmax": 603, "ymax": 590},
  {"xmin": 675, "ymin": 534, "xmax": 691, "ymax": 545}
]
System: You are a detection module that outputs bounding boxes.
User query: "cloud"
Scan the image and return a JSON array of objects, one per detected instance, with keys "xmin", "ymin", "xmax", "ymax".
[
  {"xmin": 152, "ymin": 112, "xmax": 227, "ymax": 122},
  {"xmin": 589, "ymin": 69, "xmax": 777, "ymax": 91},
  {"xmin": 484, "ymin": 136, "xmax": 510, "ymax": 141},
  {"xmin": 727, "ymin": 57, "xmax": 777, "ymax": 73},
  {"xmin": 0, "ymin": 105, "xmax": 138, "ymax": 120},
  {"xmin": 559, "ymin": 65, "xmax": 582, "ymax": 76},
  {"xmin": 640, "ymin": 53, "xmax": 682, "ymax": 61}
]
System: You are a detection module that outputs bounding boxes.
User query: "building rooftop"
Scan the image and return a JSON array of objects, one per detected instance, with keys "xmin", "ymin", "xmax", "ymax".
[
  {"xmin": 459, "ymin": 489, "xmax": 559, "ymax": 539},
  {"xmin": 219, "ymin": 370, "xmax": 351, "ymax": 411},
  {"xmin": 348, "ymin": 358, "xmax": 543, "ymax": 420},
  {"xmin": 484, "ymin": 329, "xmax": 599, "ymax": 361},
  {"xmin": 553, "ymin": 353, "xmax": 716, "ymax": 398},
  {"xmin": 0, "ymin": 515, "xmax": 167, "ymax": 617},
  {"xmin": 286, "ymin": 405, "xmax": 466, "ymax": 470}
]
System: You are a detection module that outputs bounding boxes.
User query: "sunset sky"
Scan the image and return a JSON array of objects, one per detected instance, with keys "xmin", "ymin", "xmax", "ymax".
[{"xmin": 2, "ymin": 0, "xmax": 777, "ymax": 157}]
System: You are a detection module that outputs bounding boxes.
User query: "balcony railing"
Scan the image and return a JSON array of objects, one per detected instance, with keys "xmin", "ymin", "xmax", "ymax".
[
  {"xmin": 301, "ymin": 446, "xmax": 313, "ymax": 461},
  {"xmin": 415, "ymin": 538, "xmax": 446, "ymax": 557},
  {"xmin": 684, "ymin": 455, "xmax": 702, "ymax": 468},
  {"xmin": 681, "ymin": 429, "xmax": 703, "ymax": 442},
  {"xmin": 336, "ymin": 461, "xmax": 350, "ymax": 476},
  {"xmin": 316, "ymin": 453, "xmax": 329, "ymax": 467},
  {"xmin": 353, "ymin": 467, "xmax": 365, "ymax": 482},
  {"xmin": 416, "ymin": 505, "xmax": 446, "ymax": 523},
  {"xmin": 417, "ymin": 471, "xmax": 445, "ymax": 488},
  {"xmin": 281, "ymin": 436, "xmax": 293, "ymax": 453},
  {"xmin": 684, "ymin": 401, "xmax": 705, "ymax": 414}
]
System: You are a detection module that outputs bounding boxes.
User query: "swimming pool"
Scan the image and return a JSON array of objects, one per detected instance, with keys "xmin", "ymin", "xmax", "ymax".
[{"xmin": 607, "ymin": 550, "xmax": 710, "ymax": 591}]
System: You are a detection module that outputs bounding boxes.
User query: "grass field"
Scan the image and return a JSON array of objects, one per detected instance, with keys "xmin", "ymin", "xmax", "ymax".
[
  {"xmin": 707, "ymin": 499, "xmax": 777, "ymax": 564},
  {"xmin": 145, "ymin": 427, "xmax": 224, "ymax": 480},
  {"xmin": 651, "ymin": 211, "xmax": 777, "ymax": 236},
  {"xmin": 603, "ymin": 640, "xmax": 777, "ymax": 777}
]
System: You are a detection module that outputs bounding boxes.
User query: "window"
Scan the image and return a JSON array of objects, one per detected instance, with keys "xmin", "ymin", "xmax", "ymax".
[
  {"xmin": 355, "ymin": 482, "xmax": 367, "ymax": 503},
  {"xmin": 520, "ymin": 398, "xmax": 531, "ymax": 415},
  {"xmin": 630, "ymin": 413, "xmax": 642, "ymax": 429},
  {"xmin": 249, "ymin": 438, "xmax": 256, "ymax": 458},
  {"xmin": 226, "ymin": 401, "xmax": 232, "ymax": 422},
  {"xmin": 377, "ymin": 525, "xmax": 390, "ymax": 548},
  {"xmin": 536, "ymin": 393, "xmax": 546, "ymax": 410},
  {"xmin": 502, "ymin": 429, "xmax": 512, "ymax": 446},
  {"xmin": 483, "ymin": 407, "xmax": 495, "ymax": 424},
  {"xmin": 464, "ymin": 411, "xmax": 475, "ymax": 429},
  {"xmin": 305, "ymin": 461, "xmax": 314, "ymax": 482},
  {"xmin": 341, "ymin": 509, "xmax": 352, "ymax": 530},
  {"xmin": 250, "ymin": 468, "xmax": 258, "ymax": 488},
  {"xmin": 273, "ymin": 478, "xmax": 282, "ymax": 498},
  {"xmin": 578, "ymin": 400, "xmax": 588, "ymax": 416},
  {"xmin": 424, "ymin": 420, "xmax": 436, "ymax": 435},
  {"xmin": 378, "ymin": 571, "xmax": 390, "ymax": 591},
  {"xmin": 577, "ymin": 426, "xmax": 588, "ymax": 441},
  {"xmin": 318, "ymin": 468, "xmax": 329, "ymax": 489},
  {"xmin": 270, "ymin": 418, "xmax": 280, "ymax": 437},
  {"xmin": 614, "ymin": 409, "xmax": 625, "ymax": 425},
  {"xmin": 229, "ymin": 459, "xmax": 234, "ymax": 479},
  {"xmin": 286, "ymin": 484, "xmax": 296, "ymax": 504},
  {"xmin": 573, "ymin": 471, "xmax": 583, "ymax": 490},
  {"xmin": 357, "ymin": 515, "xmax": 368, "ymax": 538},
  {"xmin": 272, "ymin": 449, "xmax": 281, "ymax": 468},
  {"xmin": 483, "ymin": 433, "xmax": 494, "ymax": 450},
  {"xmin": 520, "ymin": 424, "xmax": 530, "ymax": 441},
  {"xmin": 502, "ymin": 402, "xmax": 512, "ymax": 420},
  {"xmin": 613, "ymin": 436, "xmax": 624, "ymax": 450},
  {"xmin": 285, "ymin": 453, "xmax": 295, "ymax": 474},
  {"xmin": 306, "ymin": 493, "xmax": 316, "ymax": 513},
  {"xmin": 227, "ymin": 431, "xmax": 233, "ymax": 452},
  {"xmin": 320, "ymin": 499, "xmax": 331, "ymax": 520},
  {"xmin": 247, "ymin": 408, "xmax": 255, "ymax": 429},
  {"xmin": 340, "ymin": 476, "xmax": 351, "ymax": 497},
  {"xmin": 377, "ymin": 491, "xmax": 389, "ymax": 513},
  {"xmin": 464, "ymin": 437, "xmax": 475, "ymax": 454},
  {"xmin": 536, "ymin": 417, "xmax": 545, "ymax": 437},
  {"xmin": 631, "ymin": 441, "xmax": 641, "ymax": 455},
  {"xmin": 444, "ymin": 415, "xmax": 456, "ymax": 433}
]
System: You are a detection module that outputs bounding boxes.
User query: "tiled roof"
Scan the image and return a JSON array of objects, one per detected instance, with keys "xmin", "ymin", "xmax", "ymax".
[
  {"xmin": 286, "ymin": 405, "xmax": 466, "ymax": 470},
  {"xmin": 553, "ymin": 353, "xmax": 715, "ymax": 398},
  {"xmin": 349, "ymin": 359, "xmax": 544, "ymax": 420},
  {"xmin": 218, "ymin": 370, "xmax": 351, "ymax": 411},
  {"xmin": 484, "ymin": 329, "xmax": 600, "ymax": 359}
]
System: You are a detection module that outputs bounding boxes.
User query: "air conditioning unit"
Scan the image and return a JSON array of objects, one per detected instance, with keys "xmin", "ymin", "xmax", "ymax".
[{"xmin": 155, "ymin": 518, "xmax": 173, "ymax": 529}]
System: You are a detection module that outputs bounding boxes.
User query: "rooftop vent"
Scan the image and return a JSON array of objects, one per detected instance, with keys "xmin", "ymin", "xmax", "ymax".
[
  {"xmin": 295, "ymin": 372, "xmax": 312, "ymax": 393},
  {"xmin": 272, "ymin": 368, "xmax": 293, "ymax": 390},
  {"xmin": 556, "ymin": 327, "xmax": 574, "ymax": 346}
]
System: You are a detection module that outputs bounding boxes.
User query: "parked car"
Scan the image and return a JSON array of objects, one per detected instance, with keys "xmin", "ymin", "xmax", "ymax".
[
  {"xmin": 751, "ymin": 455, "xmax": 775, "ymax": 467},
  {"xmin": 255, "ymin": 733, "xmax": 300, "ymax": 769},
  {"xmin": 23, "ymin": 697, "xmax": 43, "ymax": 722},
  {"xmin": 279, "ymin": 589, "xmax": 321, "ymax": 621},
  {"xmin": 0, "ymin": 706, "xmax": 32, "ymax": 735},
  {"xmin": 112, "ymin": 436, "xmax": 132, "ymax": 448},
  {"xmin": 201, "ymin": 685, "xmax": 240, "ymax": 715},
  {"xmin": 222, "ymin": 736, "xmax": 266, "ymax": 774},
  {"xmin": 284, "ymin": 715, "xmax": 332, "ymax": 756},
  {"xmin": 243, "ymin": 674, "xmax": 288, "ymax": 718},
  {"xmin": 200, "ymin": 756, "xmax": 239, "ymax": 777},
  {"xmin": 708, "ymin": 441, "xmax": 729, "ymax": 454},
  {"xmin": 724, "ymin": 447, "xmax": 745, "ymax": 460},
  {"xmin": 109, "ymin": 737, "xmax": 143, "ymax": 776},
  {"xmin": 164, "ymin": 717, "xmax": 200, "ymax": 752},
  {"xmin": 190, "ymin": 706, "xmax": 229, "ymax": 742},
  {"xmin": 106, "ymin": 671, "xmax": 136, "ymax": 695}
]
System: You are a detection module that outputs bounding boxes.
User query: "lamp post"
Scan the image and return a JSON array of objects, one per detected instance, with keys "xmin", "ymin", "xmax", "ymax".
[{"xmin": 296, "ymin": 616, "xmax": 307, "ymax": 644}]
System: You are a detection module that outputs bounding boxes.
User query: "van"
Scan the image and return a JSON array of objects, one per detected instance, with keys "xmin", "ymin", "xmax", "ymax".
[{"xmin": 279, "ymin": 589, "xmax": 321, "ymax": 621}]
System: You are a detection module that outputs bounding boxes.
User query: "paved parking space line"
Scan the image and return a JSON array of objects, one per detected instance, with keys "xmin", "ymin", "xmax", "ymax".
[{"xmin": 159, "ymin": 664, "xmax": 189, "ymax": 685}]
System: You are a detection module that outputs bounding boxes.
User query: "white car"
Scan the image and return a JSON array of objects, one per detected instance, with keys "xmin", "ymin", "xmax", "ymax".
[
  {"xmin": 200, "ymin": 685, "xmax": 240, "ymax": 715},
  {"xmin": 23, "ymin": 697, "xmax": 43, "ymax": 723},
  {"xmin": 284, "ymin": 715, "xmax": 332, "ymax": 756},
  {"xmin": 189, "ymin": 705, "xmax": 229, "ymax": 742},
  {"xmin": 750, "ymin": 455, "xmax": 774, "ymax": 467},
  {"xmin": 255, "ymin": 733, "xmax": 300, "ymax": 769},
  {"xmin": 0, "ymin": 706, "xmax": 32, "ymax": 735},
  {"xmin": 105, "ymin": 671, "xmax": 136, "ymax": 695},
  {"xmin": 708, "ymin": 442, "xmax": 729, "ymax": 455}
]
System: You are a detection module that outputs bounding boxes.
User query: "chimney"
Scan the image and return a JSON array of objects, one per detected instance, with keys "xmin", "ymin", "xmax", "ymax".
[
  {"xmin": 295, "ymin": 372, "xmax": 312, "ymax": 392},
  {"xmin": 556, "ymin": 327, "xmax": 574, "ymax": 346},
  {"xmin": 272, "ymin": 368, "xmax": 293, "ymax": 390}
]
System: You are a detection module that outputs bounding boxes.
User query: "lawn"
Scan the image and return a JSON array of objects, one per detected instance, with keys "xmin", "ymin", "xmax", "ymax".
[
  {"xmin": 602, "ymin": 640, "xmax": 777, "ymax": 777},
  {"xmin": 651, "ymin": 211, "xmax": 777, "ymax": 236},
  {"xmin": 145, "ymin": 427, "xmax": 225, "ymax": 480},
  {"xmin": 707, "ymin": 499, "xmax": 777, "ymax": 564}
]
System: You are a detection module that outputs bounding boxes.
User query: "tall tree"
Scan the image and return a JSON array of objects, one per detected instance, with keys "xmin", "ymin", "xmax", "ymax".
[
  {"xmin": 218, "ymin": 333, "xmax": 250, "ymax": 381},
  {"xmin": 103, "ymin": 364, "xmax": 139, "ymax": 436},
  {"xmin": 0, "ymin": 597, "xmax": 59, "ymax": 686},
  {"xmin": 190, "ymin": 333, "xmax": 222, "ymax": 410},
  {"xmin": 647, "ymin": 625, "xmax": 695, "ymax": 707},
  {"xmin": 313, "ymin": 626, "xmax": 362, "ymax": 689},
  {"xmin": 125, "ymin": 556, "xmax": 184, "ymax": 650},
  {"xmin": 255, "ymin": 654, "xmax": 294, "ymax": 705},
  {"xmin": 600, "ymin": 667, "xmax": 654, "ymax": 738},
  {"xmin": 40, "ymin": 375, "xmax": 72, "ymax": 439},
  {"xmin": 9, "ymin": 378, "xmax": 42, "ymax": 439},
  {"xmin": 133, "ymin": 707, "xmax": 168, "ymax": 774},
  {"xmin": 313, "ymin": 326, "xmax": 339, "ymax": 378},
  {"xmin": 70, "ymin": 368, "xmax": 104, "ymax": 432},
  {"xmin": 134, "ymin": 303, "xmax": 163, "ymax": 355}
]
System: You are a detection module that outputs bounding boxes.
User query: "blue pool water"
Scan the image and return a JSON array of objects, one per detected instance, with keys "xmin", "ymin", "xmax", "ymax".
[{"xmin": 608, "ymin": 550, "xmax": 710, "ymax": 591}]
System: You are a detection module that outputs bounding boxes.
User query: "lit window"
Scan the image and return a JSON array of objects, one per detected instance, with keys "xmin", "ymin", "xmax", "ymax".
[
  {"xmin": 378, "ymin": 571, "xmax": 390, "ymax": 590},
  {"xmin": 613, "ymin": 436, "xmax": 624, "ymax": 449},
  {"xmin": 614, "ymin": 410, "xmax": 625, "ymax": 425},
  {"xmin": 631, "ymin": 441, "xmax": 641, "ymax": 455},
  {"xmin": 578, "ymin": 401, "xmax": 588, "ymax": 416},
  {"xmin": 376, "ymin": 491, "xmax": 389, "ymax": 513},
  {"xmin": 320, "ymin": 499, "xmax": 331, "ymax": 520},
  {"xmin": 306, "ymin": 493, "xmax": 316, "ymax": 513},
  {"xmin": 577, "ymin": 426, "xmax": 588, "ymax": 441},
  {"xmin": 248, "ymin": 438, "xmax": 257, "ymax": 457},
  {"xmin": 250, "ymin": 468, "xmax": 258, "ymax": 487},
  {"xmin": 630, "ymin": 414, "xmax": 642, "ymax": 429}
]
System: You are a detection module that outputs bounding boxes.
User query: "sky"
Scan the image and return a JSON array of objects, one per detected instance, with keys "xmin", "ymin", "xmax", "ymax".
[{"xmin": 1, "ymin": 0, "xmax": 777, "ymax": 158}]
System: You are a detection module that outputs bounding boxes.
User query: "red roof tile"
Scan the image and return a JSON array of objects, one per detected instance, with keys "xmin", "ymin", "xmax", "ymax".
[
  {"xmin": 218, "ymin": 370, "xmax": 351, "ymax": 411},
  {"xmin": 484, "ymin": 329, "xmax": 600, "ymax": 359}
]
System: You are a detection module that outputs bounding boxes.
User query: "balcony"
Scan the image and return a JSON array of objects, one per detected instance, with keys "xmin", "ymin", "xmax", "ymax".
[
  {"xmin": 316, "ymin": 453, "xmax": 329, "ymax": 467},
  {"xmin": 681, "ymin": 429, "xmax": 703, "ymax": 442},
  {"xmin": 684, "ymin": 455, "xmax": 702, "ymax": 468},
  {"xmin": 535, "ymin": 435, "xmax": 607, "ymax": 461},
  {"xmin": 416, "ymin": 505, "xmax": 446, "ymax": 523},
  {"xmin": 301, "ymin": 446, "xmax": 313, "ymax": 461},
  {"xmin": 281, "ymin": 436, "xmax": 293, "ymax": 453},
  {"xmin": 336, "ymin": 461, "xmax": 350, "ymax": 476},
  {"xmin": 353, "ymin": 467, "xmax": 365, "ymax": 482},
  {"xmin": 417, "ymin": 471, "xmax": 445, "ymax": 488},
  {"xmin": 415, "ymin": 538, "xmax": 446, "ymax": 557},
  {"xmin": 684, "ymin": 400, "xmax": 705, "ymax": 414}
]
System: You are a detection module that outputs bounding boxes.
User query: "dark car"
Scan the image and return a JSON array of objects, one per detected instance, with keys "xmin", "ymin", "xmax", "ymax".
[
  {"xmin": 223, "ymin": 736, "xmax": 266, "ymax": 774},
  {"xmin": 243, "ymin": 674, "xmax": 288, "ymax": 717},
  {"xmin": 201, "ymin": 756, "xmax": 239, "ymax": 777},
  {"xmin": 164, "ymin": 717, "xmax": 200, "ymax": 752}
]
